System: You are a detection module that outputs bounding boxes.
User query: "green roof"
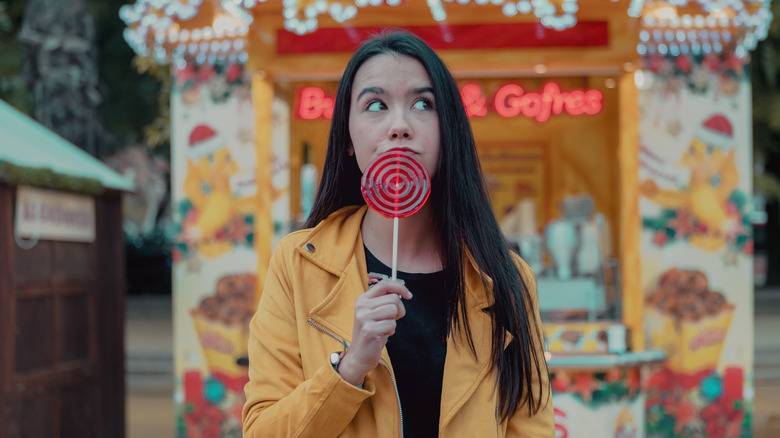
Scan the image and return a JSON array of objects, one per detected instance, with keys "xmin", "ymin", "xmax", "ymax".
[{"xmin": 0, "ymin": 99, "xmax": 134, "ymax": 193}]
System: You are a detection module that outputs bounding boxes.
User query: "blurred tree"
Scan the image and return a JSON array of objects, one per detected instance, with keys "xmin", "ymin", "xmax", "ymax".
[
  {"xmin": 0, "ymin": 3, "xmax": 9, "ymax": 31},
  {"xmin": 87, "ymin": 0, "xmax": 169, "ymax": 156},
  {"xmin": 133, "ymin": 54, "xmax": 171, "ymax": 151},
  {"xmin": 17, "ymin": 0, "xmax": 105, "ymax": 156},
  {"xmin": 0, "ymin": 0, "xmax": 167, "ymax": 158},
  {"xmin": 752, "ymin": 0, "xmax": 780, "ymax": 200},
  {"xmin": 0, "ymin": 1, "xmax": 32, "ymax": 113},
  {"xmin": 749, "ymin": 2, "xmax": 780, "ymax": 286}
]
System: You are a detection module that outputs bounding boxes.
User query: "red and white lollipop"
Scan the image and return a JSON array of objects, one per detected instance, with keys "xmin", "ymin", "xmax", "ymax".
[{"xmin": 361, "ymin": 150, "xmax": 431, "ymax": 280}]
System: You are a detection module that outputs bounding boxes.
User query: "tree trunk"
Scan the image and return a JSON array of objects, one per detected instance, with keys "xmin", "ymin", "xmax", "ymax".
[{"xmin": 17, "ymin": 0, "xmax": 105, "ymax": 157}]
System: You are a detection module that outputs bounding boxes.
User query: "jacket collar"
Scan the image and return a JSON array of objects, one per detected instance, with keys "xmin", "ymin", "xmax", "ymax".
[
  {"xmin": 298, "ymin": 205, "xmax": 493, "ymax": 309},
  {"xmin": 297, "ymin": 206, "xmax": 369, "ymax": 346},
  {"xmin": 295, "ymin": 205, "xmax": 367, "ymax": 279}
]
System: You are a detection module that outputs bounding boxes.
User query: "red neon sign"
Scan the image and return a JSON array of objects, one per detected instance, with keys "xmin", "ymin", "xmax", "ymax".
[
  {"xmin": 461, "ymin": 83, "xmax": 488, "ymax": 117},
  {"xmin": 297, "ymin": 86, "xmax": 335, "ymax": 120},
  {"xmin": 491, "ymin": 82, "xmax": 603, "ymax": 122},
  {"xmin": 294, "ymin": 82, "xmax": 603, "ymax": 122}
]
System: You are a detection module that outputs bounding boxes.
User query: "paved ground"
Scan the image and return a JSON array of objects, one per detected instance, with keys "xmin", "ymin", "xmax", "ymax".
[
  {"xmin": 126, "ymin": 290, "xmax": 780, "ymax": 437},
  {"xmin": 126, "ymin": 295, "xmax": 174, "ymax": 438},
  {"xmin": 753, "ymin": 288, "xmax": 780, "ymax": 437}
]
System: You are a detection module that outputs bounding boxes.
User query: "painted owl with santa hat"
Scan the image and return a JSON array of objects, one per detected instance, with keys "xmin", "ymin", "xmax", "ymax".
[
  {"xmin": 641, "ymin": 113, "xmax": 741, "ymax": 252},
  {"xmin": 182, "ymin": 124, "xmax": 256, "ymax": 258}
]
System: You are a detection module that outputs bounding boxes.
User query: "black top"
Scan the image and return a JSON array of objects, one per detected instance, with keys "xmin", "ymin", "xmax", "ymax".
[{"xmin": 364, "ymin": 246, "xmax": 449, "ymax": 438}]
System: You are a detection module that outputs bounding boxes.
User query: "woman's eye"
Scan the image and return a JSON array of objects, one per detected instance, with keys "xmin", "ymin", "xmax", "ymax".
[
  {"xmin": 366, "ymin": 100, "xmax": 385, "ymax": 112},
  {"xmin": 412, "ymin": 98, "xmax": 433, "ymax": 111}
]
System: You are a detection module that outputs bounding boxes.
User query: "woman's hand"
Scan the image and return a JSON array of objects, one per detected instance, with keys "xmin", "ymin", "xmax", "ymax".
[{"xmin": 337, "ymin": 279, "xmax": 412, "ymax": 386}]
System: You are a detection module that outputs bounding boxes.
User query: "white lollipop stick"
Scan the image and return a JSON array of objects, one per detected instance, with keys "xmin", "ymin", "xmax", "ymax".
[{"xmin": 392, "ymin": 217, "xmax": 399, "ymax": 281}]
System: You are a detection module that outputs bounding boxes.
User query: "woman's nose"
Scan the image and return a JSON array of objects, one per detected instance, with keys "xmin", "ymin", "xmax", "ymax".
[
  {"xmin": 390, "ymin": 130, "xmax": 411, "ymax": 139},
  {"xmin": 388, "ymin": 112, "xmax": 412, "ymax": 140}
]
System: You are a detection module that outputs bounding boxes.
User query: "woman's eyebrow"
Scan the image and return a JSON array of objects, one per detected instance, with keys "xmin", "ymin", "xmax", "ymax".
[
  {"xmin": 356, "ymin": 86, "xmax": 384, "ymax": 100},
  {"xmin": 409, "ymin": 86, "xmax": 434, "ymax": 96}
]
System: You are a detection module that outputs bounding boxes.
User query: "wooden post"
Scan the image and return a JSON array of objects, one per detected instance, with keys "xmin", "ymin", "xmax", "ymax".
[
  {"xmin": 618, "ymin": 70, "xmax": 644, "ymax": 351},
  {"xmin": 253, "ymin": 73, "xmax": 275, "ymax": 301}
]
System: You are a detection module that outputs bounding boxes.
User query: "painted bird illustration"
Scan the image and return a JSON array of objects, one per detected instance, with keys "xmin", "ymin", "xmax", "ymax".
[{"xmin": 641, "ymin": 114, "xmax": 740, "ymax": 252}]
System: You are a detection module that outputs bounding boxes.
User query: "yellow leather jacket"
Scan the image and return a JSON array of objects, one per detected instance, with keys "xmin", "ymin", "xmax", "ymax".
[{"xmin": 243, "ymin": 205, "xmax": 554, "ymax": 437}]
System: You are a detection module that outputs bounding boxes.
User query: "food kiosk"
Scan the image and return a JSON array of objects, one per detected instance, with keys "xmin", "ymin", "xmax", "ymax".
[{"xmin": 120, "ymin": 0, "xmax": 769, "ymax": 436}]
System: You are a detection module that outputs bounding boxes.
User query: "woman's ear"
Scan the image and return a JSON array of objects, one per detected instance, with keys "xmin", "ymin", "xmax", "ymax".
[{"xmin": 347, "ymin": 144, "xmax": 355, "ymax": 156}]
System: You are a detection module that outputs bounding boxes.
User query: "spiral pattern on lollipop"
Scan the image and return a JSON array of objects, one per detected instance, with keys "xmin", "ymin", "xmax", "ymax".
[{"xmin": 361, "ymin": 150, "xmax": 431, "ymax": 219}]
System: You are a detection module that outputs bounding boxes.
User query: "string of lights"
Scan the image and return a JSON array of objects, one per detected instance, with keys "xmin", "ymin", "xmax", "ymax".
[{"xmin": 119, "ymin": 0, "xmax": 773, "ymax": 65}]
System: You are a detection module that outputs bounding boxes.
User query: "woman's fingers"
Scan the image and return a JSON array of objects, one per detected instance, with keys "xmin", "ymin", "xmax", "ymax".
[
  {"xmin": 356, "ymin": 318, "xmax": 397, "ymax": 338},
  {"xmin": 356, "ymin": 293, "xmax": 407, "ymax": 320},
  {"xmin": 367, "ymin": 302, "xmax": 406, "ymax": 322},
  {"xmin": 373, "ymin": 319, "xmax": 397, "ymax": 337},
  {"xmin": 364, "ymin": 279, "xmax": 413, "ymax": 300},
  {"xmin": 340, "ymin": 279, "xmax": 412, "ymax": 382}
]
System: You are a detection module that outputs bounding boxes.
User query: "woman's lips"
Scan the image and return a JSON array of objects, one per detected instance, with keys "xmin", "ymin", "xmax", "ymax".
[{"xmin": 386, "ymin": 147, "xmax": 417, "ymax": 154}]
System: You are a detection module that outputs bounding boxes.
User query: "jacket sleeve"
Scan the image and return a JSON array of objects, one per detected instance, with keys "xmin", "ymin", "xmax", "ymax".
[
  {"xmin": 506, "ymin": 256, "xmax": 555, "ymax": 437},
  {"xmin": 242, "ymin": 240, "xmax": 373, "ymax": 437}
]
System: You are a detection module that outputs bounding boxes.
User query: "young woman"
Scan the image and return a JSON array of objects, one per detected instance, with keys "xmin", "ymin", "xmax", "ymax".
[{"xmin": 243, "ymin": 29, "xmax": 553, "ymax": 437}]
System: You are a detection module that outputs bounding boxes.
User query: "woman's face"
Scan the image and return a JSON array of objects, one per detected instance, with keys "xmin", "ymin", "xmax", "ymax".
[{"xmin": 348, "ymin": 53, "xmax": 441, "ymax": 178}]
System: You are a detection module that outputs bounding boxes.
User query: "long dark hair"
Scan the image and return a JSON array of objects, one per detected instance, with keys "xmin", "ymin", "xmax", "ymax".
[{"xmin": 304, "ymin": 29, "xmax": 548, "ymax": 421}]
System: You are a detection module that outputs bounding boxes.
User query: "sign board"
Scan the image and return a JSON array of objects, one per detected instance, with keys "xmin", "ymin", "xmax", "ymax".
[{"xmin": 15, "ymin": 185, "xmax": 95, "ymax": 243}]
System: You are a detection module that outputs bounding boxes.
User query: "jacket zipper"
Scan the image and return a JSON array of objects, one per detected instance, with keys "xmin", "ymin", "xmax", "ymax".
[
  {"xmin": 308, "ymin": 317, "xmax": 344, "ymax": 344},
  {"xmin": 307, "ymin": 318, "xmax": 405, "ymax": 438},
  {"xmin": 380, "ymin": 360, "xmax": 404, "ymax": 438}
]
